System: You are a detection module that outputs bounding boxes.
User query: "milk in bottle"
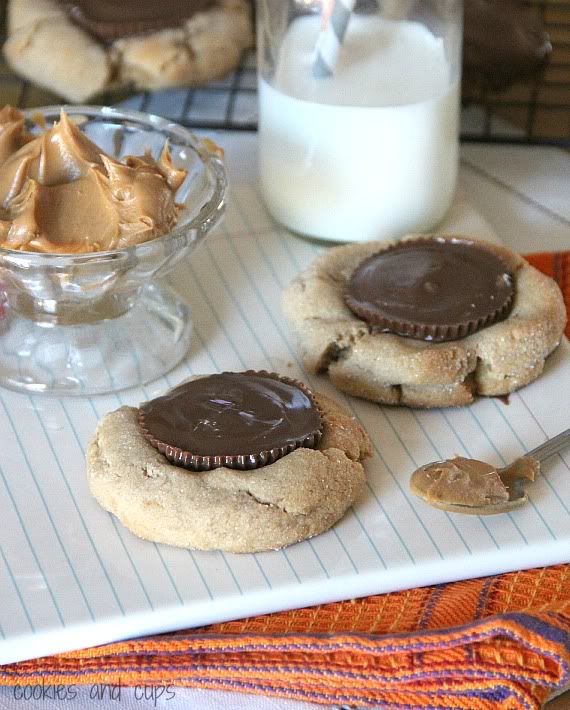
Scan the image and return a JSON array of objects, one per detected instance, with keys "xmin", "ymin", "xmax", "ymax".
[{"xmin": 258, "ymin": 13, "xmax": 460, "ymax": 242}]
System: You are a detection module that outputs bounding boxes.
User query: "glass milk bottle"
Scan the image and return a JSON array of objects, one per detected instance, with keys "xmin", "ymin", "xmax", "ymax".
[{"xmin": 257, "ymin": 0, "xmax": 463, "ymax": 242}]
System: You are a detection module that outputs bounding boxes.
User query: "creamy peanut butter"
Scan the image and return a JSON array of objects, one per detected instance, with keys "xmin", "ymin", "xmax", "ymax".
[
  {"xmin": 0, "ymin": 106, "xmax": 33, "ymax": 165},
  {"xmin": 0, "ymin": 108, "xmax": 187, "ymax": 253},
  {"xmin": 410, "ymin": 455, "xmax": 540, "ymax": 510}
]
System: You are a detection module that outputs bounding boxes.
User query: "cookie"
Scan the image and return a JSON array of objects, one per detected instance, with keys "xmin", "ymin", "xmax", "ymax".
[
  {"xmin": 86, "ymin": 384, "xmax": 371, "ymax": 553},
  {"xmin": 282, "ymin": 235, "xmax": 567, "ymax": 409},
  {"xmin": 3, "ymin": 0, "xmax": 253, "ymax": 103}
]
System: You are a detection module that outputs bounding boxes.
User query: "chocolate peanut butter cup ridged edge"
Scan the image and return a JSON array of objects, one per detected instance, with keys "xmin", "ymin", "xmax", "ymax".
[
  {"xmin": 138, "ymin": 370, "xmax": 324, "ymax": 472},
  {"xmin": 344, "ymin": 237, "xmax": 516, "ymax": 343},
  {"xmin": 59, "ymin": 0, "xmax": 214, "ymax": 43}
]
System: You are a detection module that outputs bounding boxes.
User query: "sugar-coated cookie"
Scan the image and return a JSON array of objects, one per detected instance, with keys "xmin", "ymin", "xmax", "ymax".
[
  {"xmin": 282, "ymin": 235, "xmax": 566, "ymax": 408},
  {"xmin": 4, "ymin": 0, "xmax": 253, "ymax": 103},
  {"xmin": 87, "ymin": 388, "xmax": 371, "ymax": 553}
]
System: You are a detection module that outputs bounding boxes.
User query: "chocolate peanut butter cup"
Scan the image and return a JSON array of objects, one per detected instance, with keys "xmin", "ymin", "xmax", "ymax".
[
  {"xmin": 344, "ymin": 238, "xmax": 515, "ymax": 342},
  {"xmin": 139, "ymin": 371, "xmax": 323, "ymax": 471},
  {"xmin": 59, "ymin": 0, "xmax": 214, "ymax": 43}
]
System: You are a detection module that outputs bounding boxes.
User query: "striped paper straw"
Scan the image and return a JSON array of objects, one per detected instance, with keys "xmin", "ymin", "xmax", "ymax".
[{"xmin": 313, "ymin": 0, "xmax": 356, "ymax": 78}]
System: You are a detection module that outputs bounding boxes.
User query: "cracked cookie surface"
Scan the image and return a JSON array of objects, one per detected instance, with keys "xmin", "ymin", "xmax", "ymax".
[
  {"xmin": 282, "ymin": 235, "xmax": 566, "ymax": 409},
  {"xmin": 3, "ymin": 0, "xmax": 253, "ymax": 102},
  {"xmin": 87, "ymin": 392, "xmax": 371, "ymax": 553}
]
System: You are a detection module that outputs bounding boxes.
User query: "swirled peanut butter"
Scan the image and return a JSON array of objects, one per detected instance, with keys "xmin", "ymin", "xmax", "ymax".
[
  {"xmin": 411, "ymin": 457, "xmax": 510, "ymax": 508},
  {"xmin": 0, "ymin": 106, "xmax": 33, "ymax": 165},
  {"xmin": 410, "ymin": 455, "xmax": 539, "ymax": 510},
  {"xmin": 0, "ymin": 109, "xmax": 187, "ymax": 253}
]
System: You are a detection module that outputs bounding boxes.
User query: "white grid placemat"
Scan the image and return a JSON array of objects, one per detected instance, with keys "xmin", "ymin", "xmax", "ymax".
[{"xmin": 0, "ymin": 154, "xmax": 569, "ymax": 665}]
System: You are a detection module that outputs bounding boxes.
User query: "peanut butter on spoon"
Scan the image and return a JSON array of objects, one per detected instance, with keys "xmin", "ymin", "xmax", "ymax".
[
  {"xmin": 410, "ymin": 456, "xmax": 539, "ymax": 515},
  {"xmin": 410, "ymin": 427, "xmax": 570, "ymax": 515},
  {"xmin": 0, "ymin": 107, "xmax": 187, "ymax": 253}
]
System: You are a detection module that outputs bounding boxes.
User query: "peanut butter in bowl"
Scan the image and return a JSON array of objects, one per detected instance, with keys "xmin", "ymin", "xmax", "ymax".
[
  {"xmin": 0, "ymin": 105, "xmax": 188, "ymax": 254},
  {"xmin": 0, "ymin": 104, "xmax": 226, "ymax": 395}
]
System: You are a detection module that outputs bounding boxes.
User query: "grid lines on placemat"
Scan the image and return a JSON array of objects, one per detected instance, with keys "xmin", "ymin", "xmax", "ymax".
[
  {"xmin": 0, "ymin": 182, "xmax": 568, "ymax": 662},
  {"xmin": 221, "ymin": 185, "xmax": 564, "ymax": 557}
]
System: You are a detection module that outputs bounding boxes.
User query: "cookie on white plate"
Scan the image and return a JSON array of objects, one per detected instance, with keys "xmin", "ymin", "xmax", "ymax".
[
  {"xmin": 282, "ymin": 235, "xmax": 566, "ymax": 408},
  {"xmin": 87, "ymin": 372, "xmax": 371, "ymax": 553}
]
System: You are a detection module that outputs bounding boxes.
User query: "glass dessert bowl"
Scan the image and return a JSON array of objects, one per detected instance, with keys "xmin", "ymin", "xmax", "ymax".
[{"xmin": 0, "ymin": 106, "xmax": 226, "ymax": 395}]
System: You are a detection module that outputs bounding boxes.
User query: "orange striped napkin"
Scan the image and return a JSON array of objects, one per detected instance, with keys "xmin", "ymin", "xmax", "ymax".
[
  {"xmin": 0, "ymin": 566, "xmax": 568, "ymax": 709},
  {"xmin": 0, "ymin": 251, "xmax": 568, "ymax": 710}
]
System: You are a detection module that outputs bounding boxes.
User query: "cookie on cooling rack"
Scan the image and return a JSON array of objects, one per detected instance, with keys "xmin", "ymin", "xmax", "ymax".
[
  {"xmin": 3, "ymin": 0, "xmax": 253, "ymax": 103},
  {"xmin": 87, "ymin": 372, "xmax": 371, "ymax": 553},
  {"xmin": 282, "ymin": 235, "xmax": 566, "ymax": 409}
]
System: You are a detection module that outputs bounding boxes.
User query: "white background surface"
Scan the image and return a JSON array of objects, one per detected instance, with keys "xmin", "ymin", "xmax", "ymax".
[{"xmin": 0, "ymin": 135, "xmax": 568, "ymax": 710}]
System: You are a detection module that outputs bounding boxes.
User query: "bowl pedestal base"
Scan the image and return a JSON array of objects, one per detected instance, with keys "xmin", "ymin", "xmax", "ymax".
[{"xmin": 0, "ymin": 283, "xmax": 191, "ymax": 396}]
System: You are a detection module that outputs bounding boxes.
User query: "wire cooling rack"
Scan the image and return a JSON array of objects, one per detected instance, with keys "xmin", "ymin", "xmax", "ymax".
[
  {"xmin": 0, "ymin": 2, "xmax": 568, "ymax": 145},
  {"xmin": 461, "ymin": 0, "xmax": 570, "ymax": 145},
  {"xmin": 116, "ymin": 53, "xmax": 259, "ymax": 133}
]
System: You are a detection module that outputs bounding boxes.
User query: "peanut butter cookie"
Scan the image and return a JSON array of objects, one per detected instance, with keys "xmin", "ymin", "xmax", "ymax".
[
  {"xmin": 87, "ymin": 382, "xmax": 371, "ymax": 553},
  {"xmin": 4, "ymin": 0, "xmax": 253, "ymax": 103},
  {"xmin": 282, "ymin": 235, "xmax": 566, "ymax": 408}
]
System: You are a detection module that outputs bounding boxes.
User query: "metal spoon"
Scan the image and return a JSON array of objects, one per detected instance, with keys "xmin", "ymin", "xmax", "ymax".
[{"xmin": 410, "ymin": 427, "xmax": 570, "ymax": 515}]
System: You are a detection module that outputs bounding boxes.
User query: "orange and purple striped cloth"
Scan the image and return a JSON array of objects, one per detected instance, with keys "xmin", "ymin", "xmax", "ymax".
[
  {"xmin": 0, "ymin": 251, "xmax": 568, "ymax": 710},
  {"xmin": 0, "ymin": 565, "xmax": 568, "ymax": 709}
]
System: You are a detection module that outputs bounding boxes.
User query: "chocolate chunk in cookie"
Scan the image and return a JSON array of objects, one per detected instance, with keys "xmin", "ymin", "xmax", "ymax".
[
  {"xmin": 344, "ymin": 238, "xmax": 515, "ymax": 342},
  {"xmin": 139, "ymin": 371, "xmax": 323, "ymax": 471}
]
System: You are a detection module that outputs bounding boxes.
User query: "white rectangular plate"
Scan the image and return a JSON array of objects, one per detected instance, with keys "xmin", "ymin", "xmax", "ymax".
[{"xmin": 0, "ymin": 182, "xmax": 568, "ymax": 665}]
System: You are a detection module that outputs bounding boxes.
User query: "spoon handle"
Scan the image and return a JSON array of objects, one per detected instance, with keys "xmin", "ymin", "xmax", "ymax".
[{"xmin": 526, "ymin": 427, "xmax": 570, "ymax": 463}]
